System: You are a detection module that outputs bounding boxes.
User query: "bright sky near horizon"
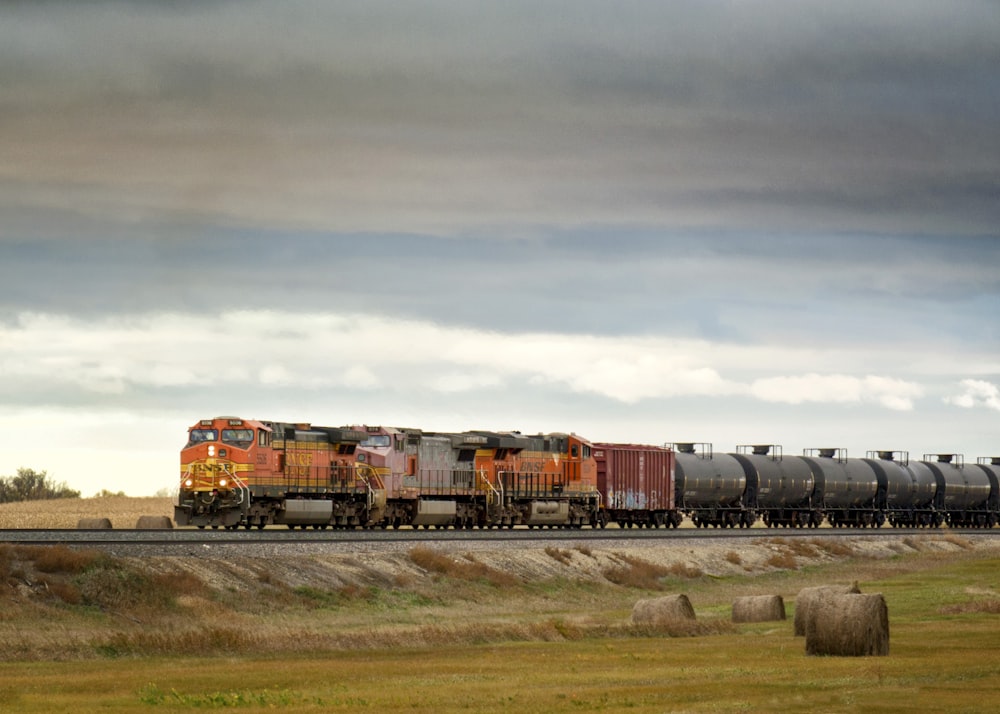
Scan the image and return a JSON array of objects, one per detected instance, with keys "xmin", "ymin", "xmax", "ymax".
[{"xmin": 1, "ymin": 1, "xmax": 998, "ymax": 496}]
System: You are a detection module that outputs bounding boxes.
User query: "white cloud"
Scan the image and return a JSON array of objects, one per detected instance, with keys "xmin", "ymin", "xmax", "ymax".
[
  {"xmin": 431, "ymin": 372, "xmax": 504, "ymax": 394},
  {"xmin": 3, "ymin": 312, "xmax": 996, "ymax": 497},
  {"xmin": 946, "ymin": 379, "xmax": 1000, "ymax": 411},
  {"xmin": 0, "ymin": 309, "xmax": 936, "ymax": 411},
  {"xmin": 749, "ymin": 373, "xmax": 923, "ymax": 411}
]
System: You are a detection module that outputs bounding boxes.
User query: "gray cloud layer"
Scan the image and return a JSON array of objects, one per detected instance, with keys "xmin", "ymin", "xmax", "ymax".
[
  {"xmin": 2, "ymin": 2, "xmax": 999, "ymax": 493},
  {"xmin": 2, "ymin": 1, "xmax": 999, "ymax": 237},
  {"xmin": 3, "ymin": 235, "xmax": 999, "ymax": 346}
]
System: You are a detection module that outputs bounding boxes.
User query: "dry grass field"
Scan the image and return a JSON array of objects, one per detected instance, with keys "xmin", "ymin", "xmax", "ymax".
[
  {"xmin": 1, "ymin": 503, "xmax": 999, "ymax": 711},
  {"xmin": 0, "ymin": 532, "xmax": 998, "ymax": 712},
  {"xmin": 0, "ymin": 496, "xmax": 174, "ymax": 529}
]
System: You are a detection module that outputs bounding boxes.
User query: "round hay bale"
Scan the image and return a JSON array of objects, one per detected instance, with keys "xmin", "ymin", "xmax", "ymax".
[
  {"xmin": 135, "ymin": 515, "xmax": 174, "ymax": 529},
  {"xmin": 805, "ymin": 593, "xmax": 889, "ymax": 657},
  {"xmin": 732, "ymin": 595, "xmax": 786, "ymax": 623},
  {"xmin": 794, "ymin": 582, "xmax": 861, "ymax": 636},
  {"xmin": 630, "ymin": 594, "xmax": 696, "ymax": 625},
  {"xmin": 77, "ymin": 517, "xmax": 113, "ymax": 530}
]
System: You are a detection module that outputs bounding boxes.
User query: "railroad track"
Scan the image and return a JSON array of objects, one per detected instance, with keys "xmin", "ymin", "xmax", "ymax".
[{"xmin": 3, "ymin": 526, "xmax": 998, "ymax": 548}]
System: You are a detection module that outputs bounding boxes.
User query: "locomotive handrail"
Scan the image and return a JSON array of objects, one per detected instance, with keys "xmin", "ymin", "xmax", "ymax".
[
  {"xmin": 179, "ymin": 465, "xmax": 192, "ymax": 490},
  {"xmin": 353, "ymin": 463, "xmax": 388, "ymax": 513},
  {"xmin": 477, "ymin": 468, "xmax": 502, "ymax": 504},
  {"xmin": 218, "ymin": 465, "xmax": 250, "ymax": 522}
]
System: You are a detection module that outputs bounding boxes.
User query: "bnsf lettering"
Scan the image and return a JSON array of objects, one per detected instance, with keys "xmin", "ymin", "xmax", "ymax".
[{"xmin": 286, "ymin": 452, "xmax": 314, "ymax": 466}]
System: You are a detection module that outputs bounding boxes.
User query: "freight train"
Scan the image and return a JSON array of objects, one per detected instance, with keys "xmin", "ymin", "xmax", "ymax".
[
  {"xmin": 672, "ymin": 443, "xmax": 998, "ymax": 529},
  {"xmin": 175, "ymin": 416, "xmax": 999, "ymax": 530}
]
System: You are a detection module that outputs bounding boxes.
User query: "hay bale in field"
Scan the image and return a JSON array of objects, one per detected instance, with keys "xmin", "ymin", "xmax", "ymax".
[
  {"xmin": 794, "ymin": 582, "xmax": 861, "ymax": 636},
  {"xmin": 805, "ymin": 593, "xmax": 889, "ymax": 657},
  {"xmin": 732, "ymin": 595, "xmax": 786, "ymax": 623},
  {"xmin": 631, "ymin": 594, "xmax": 696, "ymax": 625},
  {"xmin": 76, "ymin": 517, "xmax": 113, "ymax": 529},
  {"xmin": 135, "ymin": 515, "xmax": 173, "ymax": 529}
]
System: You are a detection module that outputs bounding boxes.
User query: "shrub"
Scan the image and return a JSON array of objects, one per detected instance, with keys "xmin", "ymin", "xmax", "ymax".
[
  {"xmin": 939, "ymin": 599, "xmax": 1000, "ymax": 615},
  {"xmin": 544, "ymin": 547, "xmax": 573, "ymax": 565},
  {"xmin": 27, "ymin": 545, "xmax": 101, "ymax": 575},
  {"xmin": 0, "ymin": 468, "xmax": 80, "ymax": 502},
  {"xmin": 408, "ymin": 547, "xmax": 518, "ymax": 587},
  {"xmin": 604, "ymin": 554, "xmax": 673, "ymax": 589}
]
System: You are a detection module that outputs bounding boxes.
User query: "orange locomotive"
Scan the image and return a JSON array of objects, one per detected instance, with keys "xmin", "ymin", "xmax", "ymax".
[
  {"xmin": 176, "ymin": 417, "xmax": 373, "ymax": 529},
  {"xmin": 176, "ymin": 416, "xmax": 601, "ymax": 529}
]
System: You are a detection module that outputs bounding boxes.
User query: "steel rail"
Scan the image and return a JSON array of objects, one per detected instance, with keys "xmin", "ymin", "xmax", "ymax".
[{"xmin": 2, "ymin": 526, "xmax": 998, "ymax": 547}]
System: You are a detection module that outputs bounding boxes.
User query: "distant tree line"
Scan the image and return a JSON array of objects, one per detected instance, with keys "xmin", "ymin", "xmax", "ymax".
[{"xmin": 0, "ymin": 468, "xmax": 80, "ymax": 503}]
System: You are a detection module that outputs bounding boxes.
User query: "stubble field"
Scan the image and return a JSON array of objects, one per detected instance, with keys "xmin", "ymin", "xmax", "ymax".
[{"xmin": 0, "ymin": 496, "xmax": 175, "ymax": 529}]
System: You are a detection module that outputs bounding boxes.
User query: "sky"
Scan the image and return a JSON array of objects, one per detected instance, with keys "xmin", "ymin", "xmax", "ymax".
[{"xmin": 1, "ymin": 1, "xmax": 998, "ymax": 496}]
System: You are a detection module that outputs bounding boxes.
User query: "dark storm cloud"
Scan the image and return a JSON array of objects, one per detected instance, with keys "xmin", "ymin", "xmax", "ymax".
[
  {"xmin": 1, "ymin": 1, "xmax": 998, "ymax": 237},
  {"xmin": 4, "ymin": 2, "xmax": 1000, "ymax": 496},
  {"xmin": 3, "ymin": 231, "xmax": 998, "ymax": 349}
]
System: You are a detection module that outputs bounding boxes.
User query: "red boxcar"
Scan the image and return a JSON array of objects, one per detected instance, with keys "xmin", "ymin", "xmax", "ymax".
[{"xmin": 594, "ymin": 443, "xmax": 680, "ymax": 528}]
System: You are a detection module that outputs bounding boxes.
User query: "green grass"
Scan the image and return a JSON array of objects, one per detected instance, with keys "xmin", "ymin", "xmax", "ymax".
[
  {"xmin": 1, "ymin": 621, "xmax": 998, "ymax": 713},
  {"xmin": 1, "ymin": 546, "xmax": 998, "ymax": 712}
]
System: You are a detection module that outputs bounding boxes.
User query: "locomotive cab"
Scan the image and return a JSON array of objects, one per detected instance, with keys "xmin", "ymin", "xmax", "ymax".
[{"xmin": 176, "ymin": 417, "xmax": 263, "ymax": 528}]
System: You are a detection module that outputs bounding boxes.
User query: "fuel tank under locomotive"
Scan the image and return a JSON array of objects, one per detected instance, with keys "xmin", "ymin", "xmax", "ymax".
[{"xmin": 673, "ymin": 444, "xmax": 755, "ymax": 528}]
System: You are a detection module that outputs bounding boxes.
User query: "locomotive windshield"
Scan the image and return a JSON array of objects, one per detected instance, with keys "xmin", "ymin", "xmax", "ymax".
[
  {"xmin": 222, "ymin": 429, "xmax": 254, "ymax": 448},
  {"xmin": 360, "ymin": 434, "xmax": 391, "ymax": 448},
  {"xmin": 187, "ymin": 428, "xmax": 217, "ymax": 446}
]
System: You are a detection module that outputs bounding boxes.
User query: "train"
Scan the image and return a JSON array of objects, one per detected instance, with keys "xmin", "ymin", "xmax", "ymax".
[
  {"xmin": 674, "ymin": 444, "xmax": 999, "ymax": 530},
  {"xmin": 175, "ymin": 416, "xmax": 1000, "ymax": 531}
]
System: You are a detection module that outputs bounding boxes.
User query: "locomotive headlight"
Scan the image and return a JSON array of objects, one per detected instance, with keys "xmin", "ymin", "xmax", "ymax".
[
  {"xmin": 185, "ymin": 479, "xmax": 194, "ymax": 488},
  {"xmin": 218, "ymin": 478, "xmax": 228, "ymax": 488},
  {"xmin": 208, "ymin": 445, "xmax": 216, "ymax": 457}
]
